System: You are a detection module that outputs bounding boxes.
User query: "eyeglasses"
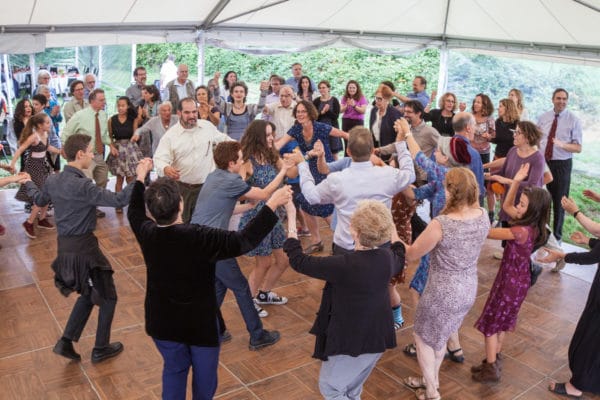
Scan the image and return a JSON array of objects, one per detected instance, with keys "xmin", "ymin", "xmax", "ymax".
[
  {"xmin": 375, "ymin": 97, "xmax": 384, "ymax": 102},
  {"xmin": 86, "ymin": 81, "xmax": 95, "ymax": 84},
  {"xmin": 296, "ymin": 110, "xmax": 308, "ymax": 114}
]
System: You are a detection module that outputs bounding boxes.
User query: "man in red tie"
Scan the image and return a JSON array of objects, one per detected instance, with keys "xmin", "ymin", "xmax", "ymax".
[
  {"xmin": 62, "ymin": 88, "xmax": 111, "ymax": 218},
  {"xmin": 537, "ymin": 88, "xmax": 583, "ymax": 242}
]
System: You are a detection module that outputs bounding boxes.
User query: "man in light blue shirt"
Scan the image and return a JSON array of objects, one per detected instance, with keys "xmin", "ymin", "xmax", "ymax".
[
  {"xmin": 393, "ymin": 76, "xmax": 430, "ymax": 109},
  {"xmin": 537, "ymin": 88, "xmax": 583, "ymax": 241},
  {"xmin": 285, "ymin": 62, "xmax": 317, "ymax": 93}
]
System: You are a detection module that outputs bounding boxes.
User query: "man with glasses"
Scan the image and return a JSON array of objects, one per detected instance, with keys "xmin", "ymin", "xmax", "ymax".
[
  {"xmin": 166, "ymin": 64, "xmax": 194, "ymax": 114},
  {"xmin": 63, "ymin": 80, "xmax": 88, "ymax": 122},
  {"xmin": 83, "ymin": 73, "xmax": 97, "ymax": 100},
  {"xmin": 125, "ymin": 66, "xmax": 148, "ymax": 107},
  {"xmin": 262, "ymin": 85, "xmax": 296, "ymax": 139}
]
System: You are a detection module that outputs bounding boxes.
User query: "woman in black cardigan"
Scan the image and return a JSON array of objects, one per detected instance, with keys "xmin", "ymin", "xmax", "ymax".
[
  {"xmin": 369, "ymin": 85, "xmax": 402, "ymax": 149},
  {"xmin": 283, "ymin": 199, "xmax": 405, "ymax": 399},
  {"xmin": 539, "ymin": 192, "xmax": 600, "ymax": 399}
]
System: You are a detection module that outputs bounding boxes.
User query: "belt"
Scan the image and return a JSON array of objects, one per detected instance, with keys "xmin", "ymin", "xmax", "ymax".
[{"xmin": 176, "ymin": 181, "xmax": 202, "ymax": 189}]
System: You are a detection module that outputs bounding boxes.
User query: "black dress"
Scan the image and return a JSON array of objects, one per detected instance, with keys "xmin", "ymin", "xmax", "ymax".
[
  {"xmin": 423, "ymin": 109, "xmax": 455, "ymax": 136},
  {"xmin": 564, "ymin": 238, "xmax": 600, "ymax": 393}
]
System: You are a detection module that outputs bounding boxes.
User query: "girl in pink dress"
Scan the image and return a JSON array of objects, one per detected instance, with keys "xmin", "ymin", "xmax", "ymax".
[{"xmin": 472, "ymin": 163, "xmax": 551, "ymax": 382}]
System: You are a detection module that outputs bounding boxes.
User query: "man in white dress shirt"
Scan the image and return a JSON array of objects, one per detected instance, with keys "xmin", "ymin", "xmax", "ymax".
[{"xmin": 153, "ymin": 98, "xmax": 231, "ymax": 222}]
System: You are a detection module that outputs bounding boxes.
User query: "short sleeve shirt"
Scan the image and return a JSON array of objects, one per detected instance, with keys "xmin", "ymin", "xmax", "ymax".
[{"xmin": 191, "ymin": 169, "xmax": 250, "ymax": 229}]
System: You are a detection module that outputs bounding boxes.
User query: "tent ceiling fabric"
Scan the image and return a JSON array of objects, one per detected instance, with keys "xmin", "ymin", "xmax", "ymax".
[{"xmin": 1, "ymin": 0, "xmax": 600, "ymax": 63}]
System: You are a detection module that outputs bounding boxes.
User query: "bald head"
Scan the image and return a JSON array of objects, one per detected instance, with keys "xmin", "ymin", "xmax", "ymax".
[{"xmin": 452, "ymin": 112, "xmax": 475, "ymax": 140}]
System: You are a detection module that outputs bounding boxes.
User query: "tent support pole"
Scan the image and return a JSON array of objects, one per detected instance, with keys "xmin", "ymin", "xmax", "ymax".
[
  {"xmin": 131, "ymin": 44, "xmax": 137, "ymax": 83},
  {"xmin": 197, "ymin": 31, "xmax": 206, "ymax": 85},
  {"xmin": 436, "ymin": 44, "xmax": 449, "ymax": 104},
  {"xmin": 29, "ymin": 54, "xmax": 36, "ymax": 97},
  {"xmin": 98, "ymin": 45, "xmax": 103, "ymax": 86},
  {"xmin": 2, "ymin": 55, "xmax": 14, "ymax": 114}
]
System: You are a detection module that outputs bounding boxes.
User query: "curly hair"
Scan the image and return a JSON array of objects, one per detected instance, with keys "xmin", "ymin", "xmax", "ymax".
[
  {"xmin": 517, "ymin": 120, "xmax": 542, "ymax": 147},
  {"xmin": 438, "ymin": 92, "xmax": 457, "ymax": 111},
  {"xmin": 350, "ymin": 200, "xmax": 394, "ymax": 248},
  {"xmin": 240, "ymin": 120, "xmax": 280, "ymax": 166},
  {"xmin": 472, "ymin": 93, "xmax": 494, "ymax": 117},
  {"xmin": 293, "ymin": 100, "xmax": 318, "ymax": 121},
  {"xmin": 14, "ymin": 99, "xmax": 33, "ymax": 122},
  {"xmin": 297, "ymin": 75, "xmax": 314, "ymax": 98},
  {"xmin": 440, "ymin": 167, "xmax": 479, "ymax": 215}
]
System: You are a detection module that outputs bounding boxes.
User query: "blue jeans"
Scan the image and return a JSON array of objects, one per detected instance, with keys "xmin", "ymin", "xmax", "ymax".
[
  {"xmin": 153, "ymin": 338, "xmax": 220, "ymax": 400},
  {"xmin": 215, "ymin": 258, "xmax": 263, "ymax": 341}
]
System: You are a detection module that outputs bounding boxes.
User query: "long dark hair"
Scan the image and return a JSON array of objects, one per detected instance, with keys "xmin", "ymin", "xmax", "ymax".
[
  {"xmin": 240, "ymin": 120, "xmax": 280, "ymax": 166},
  {"xmin": 297, "ymin": 75, "xmax": 314, "ymax": 98},
  {"xmin": 116, "ymin": 96, "xmax": 138, "ymax": 120},
  {"xmin": 509, "ymin": 186, "xmax": 551, "ymax": 248},
  {"xmin": 14, "ymin": 99, "xmax": 33, "ymax": 122},
  {"xmin": 222, "ymin": 71, "xmax": 237, "ymax": 90}
]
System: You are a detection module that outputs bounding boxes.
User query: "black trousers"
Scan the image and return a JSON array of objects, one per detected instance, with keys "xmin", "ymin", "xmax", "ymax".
[
  {"xmin": 546, "ymin": 159, "xmax": 572, "ymax": 241},
  {"xmin": 63, "ymin": 269, "xmax": 117, "ymax": 348}
]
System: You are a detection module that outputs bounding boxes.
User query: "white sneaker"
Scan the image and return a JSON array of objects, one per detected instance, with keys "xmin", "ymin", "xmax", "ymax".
[
  {"xmin": 493, "ymin": 251, "xmax": 503, "ymax": 260},
  {"xmin": 254, "ymin": 300, "xmax": 268, "ymax": 317},
  {"xmin": 255, "ymin": 290, "xmax": 288, "ymax": 305}
]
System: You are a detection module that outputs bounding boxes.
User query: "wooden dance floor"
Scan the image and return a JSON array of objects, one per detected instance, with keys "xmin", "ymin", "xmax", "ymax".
[{"xmin": 0, "ymin": 185, "xmax": 598, "ymax": 400}]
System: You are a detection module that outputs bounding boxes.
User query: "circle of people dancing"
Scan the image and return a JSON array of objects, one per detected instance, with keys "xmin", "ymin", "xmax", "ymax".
[{"xmin": 2, "ymin": 61, "xmax": 598, "ymax": 400}]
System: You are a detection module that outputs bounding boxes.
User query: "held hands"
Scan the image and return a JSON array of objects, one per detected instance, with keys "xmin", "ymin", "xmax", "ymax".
[
  {"xmin": 281, "ymin": 157, "xmax": 296, "ymax": 171},
  {"xmin": 561, "ymin": 196, "xmax": 579, "ymax": 215},
  {"xmin": 513, "ymin": 163, "xmax": 530, "ymax": 182},
  {"xmin": 284, "ymin": 151, "xmax": 306, "ymax": 165},
  {"xmin": 538, "ymin": 247, "xmax": 566, "ymax": 263},
  {"xmin": 130, "ymin": 134, "xmax": 140, "ymax": 143},
  {"xmin": 393, "ymin": 118, "xmax": 410, "ymax": 140},
  {"xmin": 164, "ymin": 165, "xmax": 181, "ymax": 180},
  {"xmin": 15, "ymin": 172, "xmax": 31, "ymax": 184},
  {"xmin": 109, "ymin": 144, "xmax": 119, "ymax": 157},
  {"xmin": 266, "ymin": 185, "xmax": 293, "ymax": 210},
  {"xmin": 136, "ymin": 158, "xmax": 153, "ymax": 180},
  {"xmin": 259, "ymin": 80, "xmax": 270, "ymax": 91},
  {"xmin": 313, "ymin": 140, "xmax": 325, "ymax": 158},
  {"xmin": 583, "ymin": 189, "xmax": 600, "ymax": 203}
]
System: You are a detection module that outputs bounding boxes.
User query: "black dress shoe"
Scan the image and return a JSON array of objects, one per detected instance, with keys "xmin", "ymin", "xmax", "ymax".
[
  {"xmin": 53, "ymin": 339, "xmax": 81, "ymax": 361},
  {"xmin": 91, "ymin": 342, "xmax": 124, "ymax": 363}
]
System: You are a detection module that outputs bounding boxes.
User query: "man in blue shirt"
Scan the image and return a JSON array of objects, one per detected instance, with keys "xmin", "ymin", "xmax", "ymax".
[
  {"xmin": 537, "ymin": 88, "xmax": 583, "ymax": 241},
  {"xmin": 190, "ymin": 141, "xmax": 294, "ymax": 350},
  {"xmin": 393, "ymin": 76, "xmax": 431, "ymax": 109}
]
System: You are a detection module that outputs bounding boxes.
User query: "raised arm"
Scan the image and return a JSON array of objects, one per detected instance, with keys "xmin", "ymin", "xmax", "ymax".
[
  {"xmin": 561, "ymin": 196, "xmax": 600, "ymax": 237},
  {"xmin": 502, "ymin": 163, "xmax": 530, "ymax": 220}
]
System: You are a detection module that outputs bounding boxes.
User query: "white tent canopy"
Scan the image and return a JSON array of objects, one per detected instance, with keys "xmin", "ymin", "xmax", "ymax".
[{"xmin": 1, "ymin": 0, "xmax": 600, "ymax": 64}]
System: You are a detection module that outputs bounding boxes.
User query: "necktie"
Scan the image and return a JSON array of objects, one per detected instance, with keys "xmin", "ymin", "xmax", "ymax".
[
  {"xmin": 544, "ymin": 114, "xmax": 559, "ymax": 161},
  {"xmin": 95, "ymin": 112, "xmax": 104, "ymax": 154}
]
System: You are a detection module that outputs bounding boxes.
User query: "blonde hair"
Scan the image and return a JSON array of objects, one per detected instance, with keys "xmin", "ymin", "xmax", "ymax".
[
  {"xmin": 499, "ymin": 98, "xmax": 520, "ymax": 123},
  {"xmin": 350, "ymin": 200, "xmax": 394, "ymax": 248},
  {"xmin": 438, "ymin": 92, "xmax": 457, "ymax": 111},
  {"xmin": 441, "ymin": 167, "xmax": 479, "ymax": 215}
]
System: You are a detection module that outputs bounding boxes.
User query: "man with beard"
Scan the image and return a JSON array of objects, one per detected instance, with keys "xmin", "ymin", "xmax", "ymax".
[{"xmin": 153, "ymin": 97, "xmax": 232, "ymax": 222}]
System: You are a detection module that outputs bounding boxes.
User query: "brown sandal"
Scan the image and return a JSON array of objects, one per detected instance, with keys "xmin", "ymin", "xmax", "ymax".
[
  {"xmin": 304, "ymin": 241, "xmax": 324, "ymax": 254},
  {"xmin": 403, "ymin": 376, "xmax": 426, "ymax": 389}
]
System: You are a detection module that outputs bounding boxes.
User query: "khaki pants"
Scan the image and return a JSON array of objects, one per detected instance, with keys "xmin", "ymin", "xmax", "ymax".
[{"xmin": 83, "ymin": 153, "xmax": 109, "ymax": 189}]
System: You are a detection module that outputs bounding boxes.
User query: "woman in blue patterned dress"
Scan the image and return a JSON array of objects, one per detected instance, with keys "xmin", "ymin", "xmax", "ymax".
[
  {"xmin": 276, "ymin": 100, "xmax": 349, "ymax": 253},
  {"xmin": 239, "ymin": 120, "xmax": 297, "ymax": 306}
]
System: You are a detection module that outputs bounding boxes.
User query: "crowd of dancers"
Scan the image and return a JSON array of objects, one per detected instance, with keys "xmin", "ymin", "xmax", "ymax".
[{"xmin": 0, "ymin": 59, "xmax": 598, "ymax": 400}]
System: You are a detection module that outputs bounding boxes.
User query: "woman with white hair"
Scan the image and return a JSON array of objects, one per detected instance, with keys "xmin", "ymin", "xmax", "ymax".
[{"xmin": 284, "ymin": 199, "xmax": 405, "ymax": 400}]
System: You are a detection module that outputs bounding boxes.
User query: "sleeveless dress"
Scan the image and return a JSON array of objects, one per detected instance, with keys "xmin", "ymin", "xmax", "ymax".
[
  {"xmin": 15, "ymin": 138, "xmax": 50, "ymax": 203},
  {"xmin": 238, "ymin": 157, "xmax": 285, "ymax": 256},
  {"xmin": 287, "ymin": 121, "xmax": 334, "ymax": 218},
  {"xmin": 475, "ymin": 225, "xmax": 536, "ymax": 336},
  {"xmin": 106, "ymin": 114, "xmax": 143, "ymax": 177},
  {"xmin": 414, "ymin": 209, "xmax": 490, "ymax": 351}
]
